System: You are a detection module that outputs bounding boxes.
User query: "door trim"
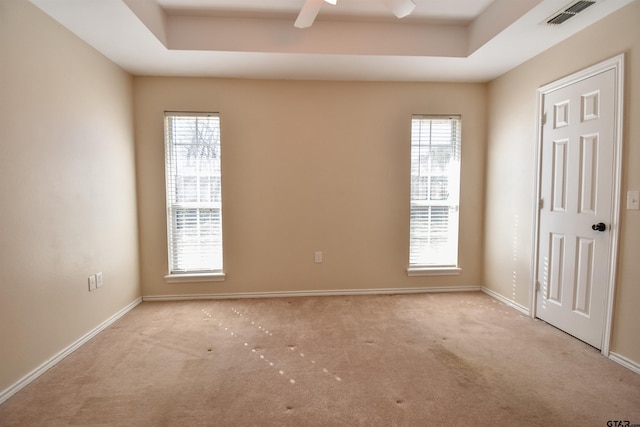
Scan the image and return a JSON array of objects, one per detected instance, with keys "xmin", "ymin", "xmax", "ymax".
[{"xmin": 531, "ymin": 54, "xmax": 624, "ymax": 356}]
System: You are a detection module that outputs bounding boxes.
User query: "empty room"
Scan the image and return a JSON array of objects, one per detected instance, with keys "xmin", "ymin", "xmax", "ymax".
[{"xmin": 1, "ymin": 0, "xmax": 639, "ymax": 425}]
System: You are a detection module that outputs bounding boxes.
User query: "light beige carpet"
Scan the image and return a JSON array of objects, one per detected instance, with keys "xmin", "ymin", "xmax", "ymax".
[{"xmin": 1, "ymin": 292, "xmax": 639, "ymax": 426}]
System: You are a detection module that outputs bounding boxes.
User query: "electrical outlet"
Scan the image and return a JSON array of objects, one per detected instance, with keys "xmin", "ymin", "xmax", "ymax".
[
  {"xmin": 96, "ymin": 272, "xmax": 103, "ymax": 288},
  {"xmin": 88, "ymin": 275, "xmax": 97, "ymax": 291},
  {"xmin": 315, "ymin": 251, "xmax": 323, "ymax": 263}
]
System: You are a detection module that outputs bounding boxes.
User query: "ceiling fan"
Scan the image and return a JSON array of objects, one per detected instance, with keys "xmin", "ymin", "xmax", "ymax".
[{"xmin": 294, "ymin": 0, "xmax": 417, "ymax": 28}]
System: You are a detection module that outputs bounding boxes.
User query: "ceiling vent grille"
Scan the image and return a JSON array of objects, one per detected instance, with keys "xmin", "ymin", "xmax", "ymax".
[{"xmin": 547, "ymin": 0, "xmax": 596, "ymax": 25}]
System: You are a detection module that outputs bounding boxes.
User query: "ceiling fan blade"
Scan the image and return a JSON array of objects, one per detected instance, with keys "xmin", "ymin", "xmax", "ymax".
[
  {"xmin": 294, "ymin": 0, "xmax": 324, "ymax": 28},
  {"xmin": 387, "ymin": 0, "xmax": 416, "ymax": 19}
]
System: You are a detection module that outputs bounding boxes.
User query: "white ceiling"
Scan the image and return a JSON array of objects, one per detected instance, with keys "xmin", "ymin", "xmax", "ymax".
[{"xmin": 29, "ymin": 0, "xmax": 634, "ymax": 82}]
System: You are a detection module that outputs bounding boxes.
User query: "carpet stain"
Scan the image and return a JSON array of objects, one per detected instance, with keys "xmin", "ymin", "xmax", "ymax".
[{"xmin": 430, "ymin": 345, "xmax": 483, "ymax": 386}]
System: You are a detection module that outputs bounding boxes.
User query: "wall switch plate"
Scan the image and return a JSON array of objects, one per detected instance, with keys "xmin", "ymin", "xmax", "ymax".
[
  {"xmin": 627, "ymin": 190, "xmax": 640, "ymax": 210},
  {"xmin": 88, "ymin": 275, "xmax": 97, "ymax": 291},
  {"xmin": 314, "ymin": 251, "xmax": 323, "ymax": 263},
  {"xmin": 96, "ymin": 272, "xmax": 103, "ymax": 288}
]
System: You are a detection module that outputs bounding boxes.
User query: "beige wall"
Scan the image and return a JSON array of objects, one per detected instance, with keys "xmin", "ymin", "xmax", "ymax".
[
  {"xmin": 484, "ymin": 1, "xmax": 640, "ymax": 364},
  {"xmin": 0, "ymin": 1, "xmax": 140, "ymax": 394},
  {"xmin": 135, "ymin": 79, "xmax": 486, "ymax": 296}
]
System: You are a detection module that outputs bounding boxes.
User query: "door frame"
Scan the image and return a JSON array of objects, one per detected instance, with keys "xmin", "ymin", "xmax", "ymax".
[{"xmin": 530, "ymin": 54, "xmax": 625, "ymax": 356}]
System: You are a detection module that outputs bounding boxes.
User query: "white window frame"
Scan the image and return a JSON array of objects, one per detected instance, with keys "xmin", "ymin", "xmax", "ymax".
[
  {"xmin": 163, "ymin": 112, "xmax": 225, "ymax": 283},
  {"xmin": 407, "ymin": 115, "xmax": 462, "ymax": 276}
]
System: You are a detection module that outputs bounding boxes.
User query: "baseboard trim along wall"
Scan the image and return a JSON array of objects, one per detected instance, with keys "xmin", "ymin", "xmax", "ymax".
[
  {"xmin": 609, "ymin": 352, "xmax": 640, "ymax": 375},
  {"xmin": 142, "ymin": 286, "xmax": 483, "ymax": 301},
  {"xmin": 480, "ymin": 287, "xmax": 530, "ymax": 316},
  {"xmin": 0, "ymin": 297, "xmax": 143, "ymax": 406}
]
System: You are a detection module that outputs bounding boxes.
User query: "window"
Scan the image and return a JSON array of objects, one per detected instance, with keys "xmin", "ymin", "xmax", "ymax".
[
  {"xmin": 408, "ymin": 115, "xmax": 461, "ymax": 274},
  {"xmin": 164, "ymin": 112, "xmax": 224, "ymax": 281}
]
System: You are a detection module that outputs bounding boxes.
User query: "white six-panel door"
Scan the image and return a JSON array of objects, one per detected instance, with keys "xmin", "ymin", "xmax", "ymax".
[{"xmin": 536, "ymin": 67, "xmax": 617, "ymax": 349}]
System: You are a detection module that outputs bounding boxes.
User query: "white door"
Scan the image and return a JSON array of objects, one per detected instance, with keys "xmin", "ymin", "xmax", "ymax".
[{"xmin": 536, "ymin": 67, "xmax": 619, "ymax": 349}]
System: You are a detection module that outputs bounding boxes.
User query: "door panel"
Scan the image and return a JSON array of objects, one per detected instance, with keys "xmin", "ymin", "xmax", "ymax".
[
  {"xmin": 551, "ymin": 139, "xmax": 568, "ymax": 212},
  {"xmin": 573, "ymin": 237, "xmax": 594, "ymax": 315},
  {"xmin": 547, "ymin": 233, "xmax": 565, "ymax": 304},
  {"xmin": 578, "ymin": 134, "xmax": 598, "ymax": 213}
]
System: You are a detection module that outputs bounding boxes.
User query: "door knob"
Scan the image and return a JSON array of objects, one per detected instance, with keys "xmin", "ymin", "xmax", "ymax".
[{"xmin": 592, "ymin": 222, "xmax": 606, "ymax": 232}]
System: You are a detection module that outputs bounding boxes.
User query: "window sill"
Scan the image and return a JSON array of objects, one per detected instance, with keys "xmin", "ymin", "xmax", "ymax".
[
  {"xmin": 406, "ymin": 267, "xmax": 462, "ymax": 277},
  {"xmin": 165, "ymin": 272, "xmax": 226, "ymax": 284}
]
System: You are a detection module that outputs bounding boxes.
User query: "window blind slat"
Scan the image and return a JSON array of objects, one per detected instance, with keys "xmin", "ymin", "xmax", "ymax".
[
  {"xmin": 165, "ymin": 113, "xmax": 223, "ymax": 273},
  {"xmin": 409, "ymin": 115, "xmax": 461, "ymax": 267}
]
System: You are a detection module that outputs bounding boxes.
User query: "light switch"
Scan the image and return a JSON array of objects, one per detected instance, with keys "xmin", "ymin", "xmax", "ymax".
[
  {"xmin": 628, "ymin": 190, "xmax": 640, "ymax": 210},
  {"xmin": 88, "ymin": 275, "xmax": 96, "ymax": 291}
]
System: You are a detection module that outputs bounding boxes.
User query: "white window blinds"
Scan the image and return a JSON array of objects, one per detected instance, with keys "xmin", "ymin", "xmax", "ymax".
[
  {"xmin": 164, "ymin": 112, "xmax": 223, "ymax": 274},
  {"xmin": 409, "ymin": 115, "xmax": 461, "ymax": 267}
]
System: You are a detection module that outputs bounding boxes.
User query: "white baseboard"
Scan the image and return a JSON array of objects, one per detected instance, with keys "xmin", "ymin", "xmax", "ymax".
[
  {"xmin": 143, "ymin": 286, "xmax": 482, "ymax": 301},
  {"xmin": 609, "ymin": 352, "xmax": 640, "ymax": 375},
  {"xmin": 481, "ymin": 287, "xmax": 530, "ymax": 316},
  {"xmin": 0, "ymin": 297, "xmax": 142, "ymax": 406}
]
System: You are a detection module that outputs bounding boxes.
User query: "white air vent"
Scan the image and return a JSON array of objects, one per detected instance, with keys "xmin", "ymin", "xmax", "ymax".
[{"xmin": 546, "ymin": 0, "xmax": 596, "ymax": 25}]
